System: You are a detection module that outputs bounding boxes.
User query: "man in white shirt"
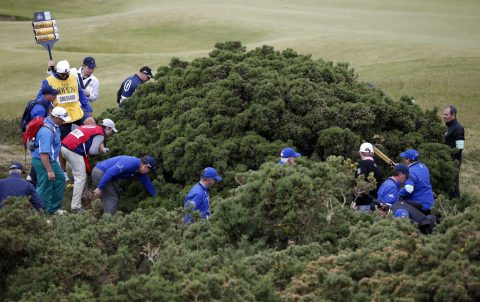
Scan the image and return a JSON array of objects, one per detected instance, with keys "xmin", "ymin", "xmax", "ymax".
[{"xmin": 77, "ymin": 56, "xmax": 99, "ymax": 104}]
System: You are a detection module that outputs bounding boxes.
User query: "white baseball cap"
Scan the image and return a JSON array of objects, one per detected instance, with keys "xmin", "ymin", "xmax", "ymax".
[
  {"xmin": 359, "ymin": 142, "xmax": 374, "ymax": 153},
  {"xmin": 56, "ymin": 60, "xmax": 70, "ymax": 73},
  {"xmin": 101, "ymin": 118, "xmax": 118, "ymax": 132},
  {"xmin": 51, "ymin": 107, "xmax": 71, "ymax": 122}
]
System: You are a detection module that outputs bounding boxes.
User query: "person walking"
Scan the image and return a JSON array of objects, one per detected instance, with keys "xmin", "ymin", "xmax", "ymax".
[
  {"xmin": 37, "ymin": 59, "xmax": 95, "ymax": 139},
  {"xmin": 92, "ymin": 155, "xmax": 157, "ymax": 215},
  {"xmin": 354, "ymin": 143, "xmax": 383, "ymax": 212},
  {"xmin": 0, "ymin": 162, "xmax": 43, "ymax": 211},
  {"xmin": 77, "ymin": 56, "xmax": 99, "ymax": 104},
  {"xmin": 22, "ymin": 85, "xmax": 58, "ymax": 186},
  {"xmin": 61, "ymin": 119, "xmax": 117, "ymax": 212},
  {"xmin": 277, "ymin": 147, "xmax": 301, "ymax": 167},
  {"xmin": 398, "ymin": 149, "xmax": 435, "ymax": 215},
  {"xmin": 443, "ymin": 105, "xmax": 465, "ymax": 198},
  {"xmin": 184, "ymin": 167, "xmax": 222, "ymax": 223},
  {"xmin": 27, "ymin": 85, "xmax": 58, "ymax": 125},
  {"xmin": 31, "ymin": 107, "xmax": 71, "ymax": 214},
  {"xmin": 116, "ymin": 66, "xmax": 153, "ymax": 107}
]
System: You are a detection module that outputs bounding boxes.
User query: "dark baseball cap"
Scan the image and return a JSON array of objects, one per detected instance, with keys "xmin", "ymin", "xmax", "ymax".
[
  {"xmin": 41, "ymin": 85, "xmax": 59, "ymax": 96},
  {"xmin": 140, "ymin": 66, "xmax": 153, "ymax": 78},
  {"xmin": 9, "ymin": 162, "xmax": 24, "ymax": 171},
  {"xmin": 83, "ymin": 56, "xmax": 96, "ymax": 68},
  {"xmin": 393, "ymin": 163, "xmax": 409, "ymax": 176},
  {"xmin": 142, "ymin": 155, "xmax": 157, "ymax": 170}
]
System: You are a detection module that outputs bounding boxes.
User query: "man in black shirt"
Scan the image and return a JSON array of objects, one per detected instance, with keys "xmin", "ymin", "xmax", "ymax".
[
  {"xmin": 443, "ymin": 105, "xmax": 465, "ymax": 198},
  {"xmin": 354, "ymin": 143, "xmax": 383, "ymax": 212}
]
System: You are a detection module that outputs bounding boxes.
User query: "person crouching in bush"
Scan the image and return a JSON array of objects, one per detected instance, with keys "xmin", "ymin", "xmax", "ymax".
[
  {"xmin": 184, "ymin": 167, "xmax": 222, "ymax": 223},
  {"xmin": 92, "ymin": 155, "xmax": 157, "ymax": 215}
]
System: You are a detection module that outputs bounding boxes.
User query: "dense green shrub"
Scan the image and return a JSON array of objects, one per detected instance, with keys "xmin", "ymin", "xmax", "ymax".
[
  {"xmin": 1, "ymin": 43, "xmax": 473, "ymax": 301},
  {"xmin": 100, "ymin": 41, "xmax": 451, "ymax": 209},
  {"xmin": 1, "ymin": 170, "xmax": 479, "ymax": 301}
]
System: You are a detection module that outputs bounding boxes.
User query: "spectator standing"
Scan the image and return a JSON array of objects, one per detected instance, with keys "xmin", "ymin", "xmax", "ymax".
[
  {"xmin": 77, "ymin": 56, "xmax": 99, "ymax": 104},
  {"xmin": 184, "ymin": 167, "xmax": 222, "ymax": 223},
  {"xmin": 443, "ymin": 105, "xmax": 465, "ymax": 198},
  {"xmin": 31, "ymin": 107, "xmax": 71, "ymax": 214},
  {"xmin": 61, "ymin": 119, "xmax": 117, "ymax": 212},
  {"xmin": 117, "ymin": 66, "xmax": 153, "ymax": 107},
  {"xmin": 0, "ymin": 162, "xmax": 43, "ymax": 210},
  {"xmin": 92, "ymin": 155, "xmax": 157, "ymax": 215}
]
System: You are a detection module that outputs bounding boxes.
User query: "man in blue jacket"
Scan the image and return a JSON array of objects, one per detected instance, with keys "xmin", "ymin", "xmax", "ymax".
[
  {"xmin": 0, "ymin": 162, "xmax": 43, "ymax": 210},
  {"xmin": 377, "ymin": 163, "xmax": 410, "ymax": 206},
  {"xmin": 92, "ymin": 155, "xmax": 157, "ymax": 215},
  {"xmin": 184, "ymin": 167, "xmax": 222, "ymax": 223},
  {"xmin": 116, "ymin": 66, "xmax": 153, "ymax": 107},
  {"xmin": 398, "ymin": 149, "xmax": 435, "ymax": 214},
  {"xmin": 29, "ymin": 85, "xmax": 57, "ymax": 122}
]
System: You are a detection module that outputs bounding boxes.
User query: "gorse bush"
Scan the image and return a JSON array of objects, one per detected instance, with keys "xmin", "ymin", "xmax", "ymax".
[
  {"xmin": 101, "ymin": 41, "xmax": 454, "ymax": 210},
  {"xmin": 0, "ymin": 42, "xmax": 471, "ymax": 301},
  {"xmin": 1, "ymin": 163, "xmax": 479, "ymax": 301}
]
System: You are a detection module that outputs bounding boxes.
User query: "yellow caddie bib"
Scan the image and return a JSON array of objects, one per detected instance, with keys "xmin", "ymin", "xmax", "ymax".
[{"xmin": 46, "ymin": 73, "xmax": 83, "ymax": 122}]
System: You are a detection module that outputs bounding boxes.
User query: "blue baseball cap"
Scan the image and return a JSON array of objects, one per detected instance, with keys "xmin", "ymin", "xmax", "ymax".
[
  {"xmin": 400, "ymin": 149, "xmax": 419, "ymax": 161},
  {"xmin": 142, "ymin": 155, "xmax": 157, "ymax": 170},
  {"xmin": 41, "ymin": 85, "xmax": 59, "ymax": 96},
  {"xmin": 394, "ymin": 208, "xmax": 410, "ymax": 219},
  {"xmin": 393, "ymin": 163, "xmax": 410, "ymax": 176},
  {"xmin": 280, "ymin": 147, "xmax": 301, "ymax": 159},
  {"xmin": 83, "ymin": 56, "xmax": 96, "ymax": 68},
  {"xmin": 9, "ymin": 162, "xmax": 24, "ymax": 171},
  {"xmin": 202, "ymin": 167, "xmax": 222, "ymax": 182}
]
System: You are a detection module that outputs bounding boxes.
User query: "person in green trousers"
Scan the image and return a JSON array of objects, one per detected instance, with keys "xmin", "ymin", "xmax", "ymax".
[{"xmin": 31, "ymin": 107, "xmax": 71, "ymax": 214}]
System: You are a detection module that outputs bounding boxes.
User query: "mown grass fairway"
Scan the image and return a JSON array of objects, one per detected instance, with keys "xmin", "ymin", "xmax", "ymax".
[{"xmin": 1, "ymin": 0, "xmax": 479, "ymax": 193}]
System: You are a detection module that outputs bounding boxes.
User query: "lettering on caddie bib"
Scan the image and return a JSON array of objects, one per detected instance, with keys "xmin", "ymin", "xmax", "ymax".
[
  {"xmin": 70, "ymin": 129, "xmax": 85, "ymax": 139},
  {"xmin": 57, "ymin": 93, "xmax": 77, "ymax": 104}
]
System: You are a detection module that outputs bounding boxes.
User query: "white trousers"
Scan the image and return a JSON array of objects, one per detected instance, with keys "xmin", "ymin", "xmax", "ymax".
[{"xmin": 61, "ymin": 146, "xmax": 86, "ymax": 210}]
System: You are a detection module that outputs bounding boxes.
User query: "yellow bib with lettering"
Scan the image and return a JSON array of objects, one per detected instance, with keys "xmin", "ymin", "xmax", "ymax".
[{"xmin": 46, "ymin": 74, "xmax": 83, "ymax": 122}]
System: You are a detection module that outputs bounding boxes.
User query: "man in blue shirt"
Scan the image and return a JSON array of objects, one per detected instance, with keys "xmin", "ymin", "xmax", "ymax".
[
  {"xmin": 29, "ymin": 85, "xmax": 57, "ymax": 122},
  {"xmin": 116, "ymin": 66, "xmax": 153, "ymax": 107},
  {"xmin": 0, "ymin": 162, "xmax": 43, "ymax": 210},
  {"xmin": 31, "ymin": 107, "xmax": 71, "ymax": 214},
  {"xmin": 92, "ymin": 155, "xmax": 157, "ymax": 215},
  {"xmin": 398, "ymin": 149, "xmax": 435, "ymax": 214},
  {"xmin": 184, "ymin": 167, "xmax": 223, "ymax": 223},
  {"xmin": 377, "ymin": 163, "xmax": 409, "ymax": 206},
  {"xmin": 25, "ymin": 85, "xmax": 58, "ymax": 187},
  {"xmin": 277, "ymin": 147, "xmax": 301, "ymax": 167}
]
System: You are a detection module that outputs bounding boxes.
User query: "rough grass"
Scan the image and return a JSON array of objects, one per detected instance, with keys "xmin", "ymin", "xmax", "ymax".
[{"xmin": 0, "ymin": 0, "xmax": 479, "ymax": 194}]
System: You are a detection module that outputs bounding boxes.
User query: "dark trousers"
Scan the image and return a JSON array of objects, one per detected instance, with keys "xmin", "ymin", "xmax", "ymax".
[
  {"xmin": 451, "ymin": 161, "xmax": 461, "ymax": 198},
  {"xmin": 91, "ymin": 167, "xmax": 120, "ymax": 215}
]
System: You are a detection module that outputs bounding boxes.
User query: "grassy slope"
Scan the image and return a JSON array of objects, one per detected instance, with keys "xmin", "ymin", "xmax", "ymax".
[{"xmin": 1, "ymin": 0, "xmax": 479, "ymax": 192}]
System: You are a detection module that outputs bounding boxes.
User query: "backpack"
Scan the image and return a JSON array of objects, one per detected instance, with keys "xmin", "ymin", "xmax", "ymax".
[
  {"xmin": 20, "ymin": 100, "xmax": 49, "ymax": 132},
  {"xmin": 22, "ymin": 117, "xmax": 55, "ymax": 148}
]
